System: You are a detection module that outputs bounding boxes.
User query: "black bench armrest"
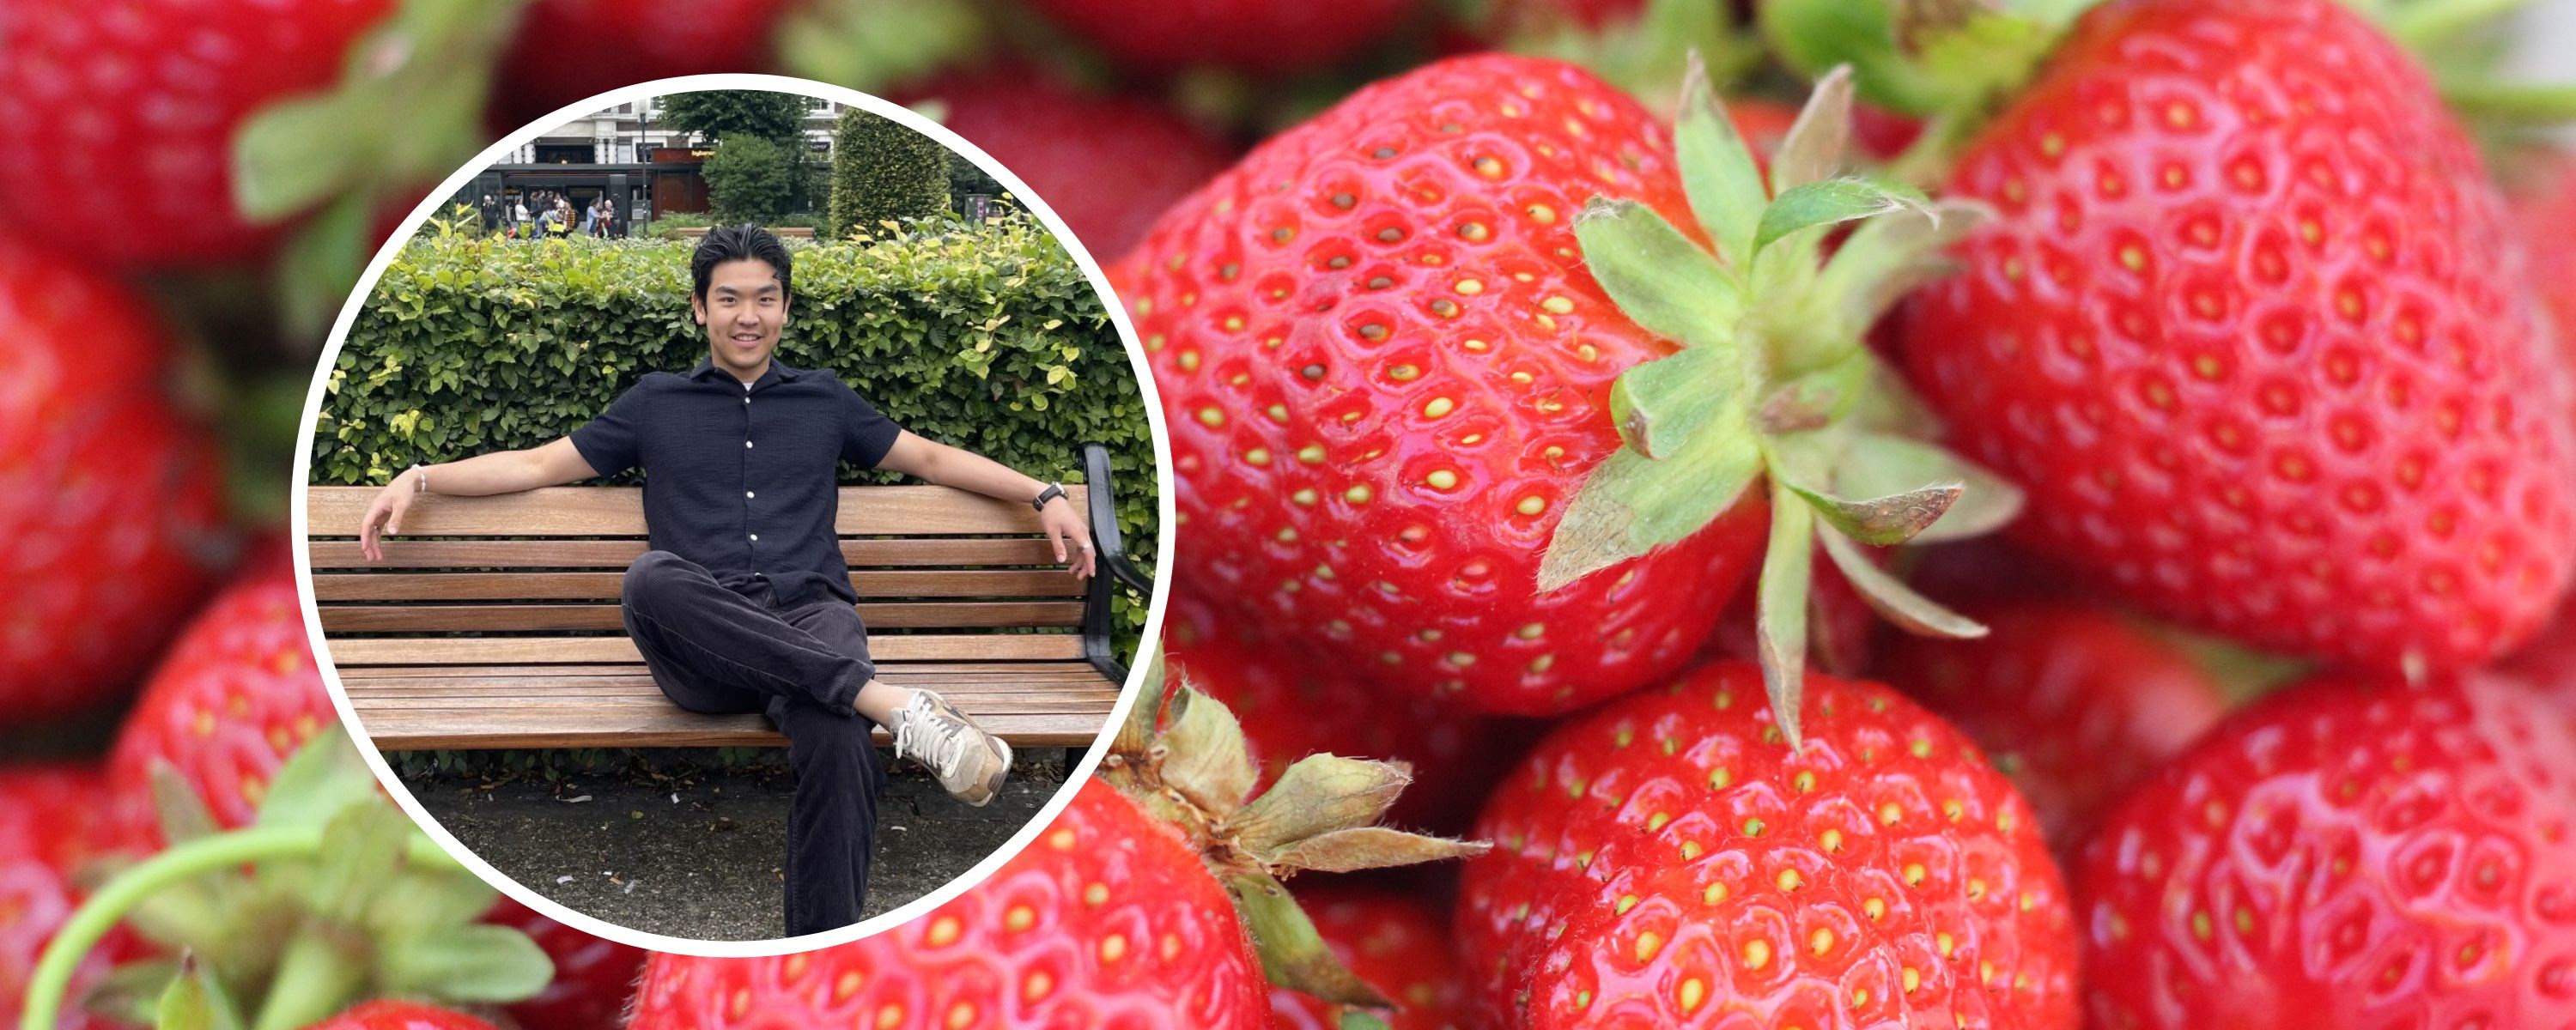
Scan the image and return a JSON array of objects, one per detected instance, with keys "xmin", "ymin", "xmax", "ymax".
[{"xmin": 1079, "ymin": 442, "xmax": 1151, "ymax": 683}]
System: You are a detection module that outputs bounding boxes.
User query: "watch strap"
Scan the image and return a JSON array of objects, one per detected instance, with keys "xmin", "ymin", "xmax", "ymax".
[{"xmin": 1031, "ymin": 483, "xmax": 1066, "ymax": 511}]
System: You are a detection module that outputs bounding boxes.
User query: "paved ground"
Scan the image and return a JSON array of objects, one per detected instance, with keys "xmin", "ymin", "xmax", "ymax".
[{"xmin": 404, "ymin": 748, "xmax": 1072, "ymax": 941}]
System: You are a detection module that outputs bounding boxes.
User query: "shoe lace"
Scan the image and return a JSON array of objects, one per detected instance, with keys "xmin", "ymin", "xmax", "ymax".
[{"xmin": 894, "ymin": 694, "xmax": 972, "ymax": 781}]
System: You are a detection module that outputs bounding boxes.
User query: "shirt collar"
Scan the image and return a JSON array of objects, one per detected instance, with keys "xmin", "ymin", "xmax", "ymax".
[{"xmin": 686, "ymin": 357, "xmax": 806, "ymax": 387}]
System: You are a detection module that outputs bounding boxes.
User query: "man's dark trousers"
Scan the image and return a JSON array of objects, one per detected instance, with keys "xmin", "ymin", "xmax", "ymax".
[{"xmin": 619, "ymin": 550, "xmax": 884, "ymax": 936}]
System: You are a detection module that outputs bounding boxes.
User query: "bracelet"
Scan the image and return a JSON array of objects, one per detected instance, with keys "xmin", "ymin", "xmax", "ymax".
[{"xmin": 410, "ymin": 464, "xmax": 429, "ymax": 494}]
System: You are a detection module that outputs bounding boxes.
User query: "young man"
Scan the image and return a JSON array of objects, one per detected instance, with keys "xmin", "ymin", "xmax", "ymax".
[{"xmin": 355, "ymin": 225, "xmax": 1097, "ymax": 936}]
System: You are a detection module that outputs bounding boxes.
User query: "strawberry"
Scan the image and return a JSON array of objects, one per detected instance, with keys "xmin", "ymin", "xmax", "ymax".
[
  {"xmin": 2075, "ymin": 671, "xmax": 2576, "ymax": 1028},
  {"xmin": 0, "ymin": 234, "xmax": 232, "ymax": 719},
  {"xmin": 1163, "ymin": 589, "xmax": 1537, "ymax": 834},
  {"xmin": 629, "ymin": 686, "xmax": 1484, "ymax": 1028},
  {"xmin": 0, "ymin": 0, "xmax": 397, "ymax": 268},
  {"xmin": 0, "ymin": 766, "xmax": 140, "ymax": 1030},
  {"xmin": 896, "ymin": 70, "xmax": 1237, "ymax": 259},
  {"xmin": 2515, "ymin": 152, "xmax": 2576, "ymax": 367},
  {"xmin": 106, "ymin": 560, "xmax": 335, "ymax": 842},
  {"xmin": 1270, "ymin": 882, "xmax": 1467, "ymax": 1030},
  {"xmin": 490, "ymin": 0, "xmax": 794, "ymax": 128},
  {"xmin": 1898, "ymin": 0, "xmax": 2576, "ymax": 675},
  {"xmin": 306, "ymin": 1000, "xmax": 499, "ymax": 1030},
  {"xmin": 1455, "ymin": 661, "xmax": 2077, "ymax": 1028},
  {"xmin": 1024, "ymin": 0, "xmax": 1419, "ymax": 78},
  {"xmin": 483, "ymin": 896, "xmax": 646, "ymax": 1030},
  {"xmin": 1879, "ymin": 603, "xmax": 2229, "ymax": 852},
  {"xmin": 1120, "ymin": 53, "xmax": 2012, "ymax": 726},
  {"xmin": 632, "ymin": 779, "xmax": 1273, "ymax": 1029}
]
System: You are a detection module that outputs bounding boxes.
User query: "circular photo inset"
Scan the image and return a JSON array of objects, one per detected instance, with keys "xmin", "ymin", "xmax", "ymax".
[{"xmin": 295, "ymin": 77, "xmax": 1165, "ymax": 951}]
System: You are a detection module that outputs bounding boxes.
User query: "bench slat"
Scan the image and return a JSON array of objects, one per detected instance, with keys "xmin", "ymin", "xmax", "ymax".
[
  {"xmin": 331, "ymin": 662, "xmax": 1085, "ymax": 678},
  {"xmin": 307, "ymin": 484, "xmax": 1088, "ymax": 537},
  {"xmin": 311, "ymin": 570, "xmax": 1086, "ymax": 602},
  {"xmin": 319, "ymin": 601, "xmax": 1084, "ymax": 633},
  {"xmin": 307, "ymin": 539, "xmax": 1068, "ymax": 570},
  {"xmin": 324, "ymin": 635, "xmax": 1085, "ymax": 665},
  {"xmin": 343, "ymin": 670, "xmax": 1114, "ymax": 691},
  {"xmin": 352, "ymin": 709, "xmax": 1111, "ymax": 749},
  {"xmin": 349, "ymin": 691, "xmax": 1116, "ymax": 712}
]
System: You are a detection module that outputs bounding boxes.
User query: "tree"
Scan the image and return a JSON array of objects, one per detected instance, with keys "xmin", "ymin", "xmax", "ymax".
[
  {"xmin": 828, "ymin": 107, "xmax": 951, "ymax": 240},
  {"xmin": 659, "ymin": 91, "xmax": 813, "ymax": 144},
  {"xmin": 704, "ymin": 135, "xmax": 800, "ymax": 225}
]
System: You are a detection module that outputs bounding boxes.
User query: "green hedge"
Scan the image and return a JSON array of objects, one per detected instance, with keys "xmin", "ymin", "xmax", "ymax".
[{"xmin": 314, "ymin": 213, "xmax": 1157, "ymax": 641}]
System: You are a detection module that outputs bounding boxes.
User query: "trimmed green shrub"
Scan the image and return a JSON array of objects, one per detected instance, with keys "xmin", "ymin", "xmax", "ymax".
[
  {"xmin": 704, "ymin": 135, "xmax": 801, "ymax": 225},
  {"xmin": 828, "ymin": 107, "xmax": 950, "ymax": 240},
  {"xmin": 316, "ymin": 213, "xmax": 1157, "ymax": 640}
]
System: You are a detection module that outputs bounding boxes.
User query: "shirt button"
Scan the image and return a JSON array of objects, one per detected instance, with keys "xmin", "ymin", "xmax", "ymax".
[
  {"xmin": 745, "ymin": 491, "xmax": 755, "ymax": 499},
  {"xmin": 744, "ymin": 440, "xmax": 754, "ymax": 449},
  {"xmin": 749, "ymin": 534, "xmax": 759, "ymax": 542}
]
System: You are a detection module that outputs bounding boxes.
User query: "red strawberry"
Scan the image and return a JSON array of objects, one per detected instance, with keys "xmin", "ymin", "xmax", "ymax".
[
  {"xmin": 1879, "ymin": 603, "xmax": 2229, "ymax": 852},
  {"xmin": 490, "ymin": 0, "xmax": 793, "ymax": 128},
  {"xmin": 2515, "ymin": 152, "xmax": 2576, "ymax": 366},
  {"xmin": 1163, "ymin": 589, "xmax": 1536, "ymax": 834},
  {"xmin": 629, "ymin": 688, "xmax": 1483, "ymax": 1028},
  {"xmin": 106, "ymin": 560, "xmax": 334, "ymax": 842},
  {"xmin": 483, "ymin": 896, "xmax": 646, "ymax": 1030},
  {"xmin": 2075, "ymin": 672, "xmax": 2576, "ymax": 1028},
  {"xmin": 0, "ymin": 0, "xmax": 398, "ymax": 268},
  {"xmin": 0, "ymin": 766, "xmax": 141, "ymax": 1030},
  {"xmin": 1119, "ymin": 55, "xmax": 1751, "ymax": 717},
  {"xmin": 1899, "ymin": 0, "xmax": 2576, "ymax": 674},
  {"xmin": 1025, "ymin": 0, "xmax": 1419, "ymax": 78},
  {"xmin": 897, "ymin": 70, "xmax": 1236, "ymax": 259},
  {"xmin": 0, "ymin": 234, "xmax": 232, "ymax": 718},
  {"xmin": 631, "ymin": 779, "xmax": 1267, "ymax": 1028},
  {"xmin": 307, "ymin": 1000, "xmax": 499, "ymax": 1030},
  {"xmin": 1120, "ymin": 53, "xmax": 2007, "ymax": 726},
  {"xmin": 1456, "ymin": 661, "xmax": 2078, "ymax": 1028},
  {"xmin": 1269, "ymin": 882, "xmax": 1467, "ymax": 1030}
]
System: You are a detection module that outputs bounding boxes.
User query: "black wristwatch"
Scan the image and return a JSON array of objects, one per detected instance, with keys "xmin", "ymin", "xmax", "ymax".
[{"xmin": 1031, "ymin": 483, "xmax": 1066, "ymax": 512}]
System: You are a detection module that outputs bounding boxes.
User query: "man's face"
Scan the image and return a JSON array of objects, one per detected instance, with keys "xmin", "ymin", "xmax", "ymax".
[{"xmin": 692, "ymin": 258, "xmax": 788, "ymax": 380}]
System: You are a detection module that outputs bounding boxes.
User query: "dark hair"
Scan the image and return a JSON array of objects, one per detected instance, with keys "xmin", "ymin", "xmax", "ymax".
[{"xmin": 690, "ymin": 224, "xmax": 793, "ymax": 302}]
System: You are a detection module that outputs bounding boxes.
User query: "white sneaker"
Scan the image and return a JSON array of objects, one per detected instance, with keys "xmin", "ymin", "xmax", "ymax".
[{"xmin": 890, "ymin": 690, "xmax": 1012, "ymax": 806}]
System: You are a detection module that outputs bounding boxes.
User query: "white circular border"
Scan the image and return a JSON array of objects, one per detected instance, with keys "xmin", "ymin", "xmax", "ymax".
[{"xmin": 289, "ymin": 73, "xmax": 1177, "ymax": 958}]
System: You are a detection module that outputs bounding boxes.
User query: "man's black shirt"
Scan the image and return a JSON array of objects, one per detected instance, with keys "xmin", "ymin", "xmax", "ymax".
[{"xmin": 570, "ymin": 358, "xmax": 902, "ymax": 607}]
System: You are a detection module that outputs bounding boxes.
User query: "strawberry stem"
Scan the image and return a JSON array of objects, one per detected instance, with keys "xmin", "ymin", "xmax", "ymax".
[
  {"xmin": 2441, "ymin": 79, "xmax": 2576, "ymax": 123},
  {"xmin": 2385, "ymin": 0, "xmax": 2536, "ymax": 46},
  {"xmin": 250, "ymin": 928, "xmax": 368, "ymax": 1030},
  {"xmin": 19, "ymin": 827, "xmax": 461, "ymax": 1030}
]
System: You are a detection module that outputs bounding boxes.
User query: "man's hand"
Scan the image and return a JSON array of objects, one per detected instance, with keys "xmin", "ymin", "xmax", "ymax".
[
  {"xmin": 1039, "ymin": 495, "xmax": 1095, "ymax": 579},
  {"xmin": 358, "ymin": 470, "xmax": 420, "ymax": 562}
]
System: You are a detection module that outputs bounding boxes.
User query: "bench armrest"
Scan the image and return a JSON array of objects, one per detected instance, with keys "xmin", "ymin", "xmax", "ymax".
[
  {"xmin": 1082, "ymin": 443, "xmax": 1152, "ymax": 594},
  {"xmin": 1079, "ymin": 442, "xmax": 1151, "ymax": 684}
]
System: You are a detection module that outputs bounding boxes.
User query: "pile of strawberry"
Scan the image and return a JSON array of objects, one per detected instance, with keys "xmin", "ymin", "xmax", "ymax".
[{"xmin": 15, "ymin": 0, "xmax": 2576, "ymax": 1027}]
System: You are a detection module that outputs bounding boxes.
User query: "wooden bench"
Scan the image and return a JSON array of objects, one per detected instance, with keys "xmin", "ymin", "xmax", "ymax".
[{"xmin": 304, "ymin": 444, "xmax": 1146, "ymax": 751}]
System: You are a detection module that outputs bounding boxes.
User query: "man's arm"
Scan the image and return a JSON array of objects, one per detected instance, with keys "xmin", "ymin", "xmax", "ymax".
[
  {"xmin": 358, "ymin": 437, "xmax": 599, "ymax": 560},
  {"xmin": 878, "ymin": 431, "xmax": 1096, "ymax": 579}
]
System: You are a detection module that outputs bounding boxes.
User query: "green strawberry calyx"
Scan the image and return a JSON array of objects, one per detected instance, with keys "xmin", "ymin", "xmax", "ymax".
[
  {"xmin": 1101, "ymin": 652, "xmax": 1490, "ymax": 1009},
  {"xmin": 232, "ymin": 0, "xmax": 533, "ymax": 336},
  {"xmin": 1536, "ymin": 56, "xmax": 2022, "ymax": 748},
  {"xmin": 21, "ymin": 729, "xmax": 548, "ymax": 1030}
]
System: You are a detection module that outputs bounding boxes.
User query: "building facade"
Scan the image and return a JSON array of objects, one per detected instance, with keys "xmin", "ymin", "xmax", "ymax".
[{"xmin": 453, "ymin": 96, "xmax": 846, "ymax": 235}]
